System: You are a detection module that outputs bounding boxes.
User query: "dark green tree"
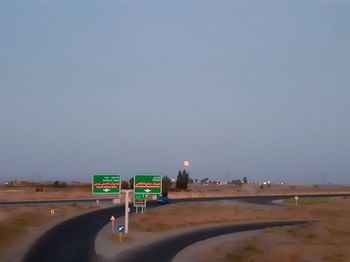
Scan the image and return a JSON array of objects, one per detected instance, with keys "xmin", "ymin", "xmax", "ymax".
[
  {"xmin": 162, "ymin": 176, "xmax": 172, "ymax": 193},
  {"xmin": 129, "ymin": 177, "xmax": 134, "ymax": 189},
  {"xmin": 121, "ymin": 180, "xmax": 129, "ymax": 189},
  {"xmin": 200, "ymin": 178, "xmax": 209, "ymax": 184},
  {"xmin": 176, "ymin": 170, "xmax": 189, "ymax": 190},
  {"xmin": 183, "ymin": 169, "xmax": 189, "ymax": 188},
  {"xmin": 53, "ymin": 180, "xmax": 67, "ymax": 188},
  {"xmin": 176, "ymin": 170, "xmax": 183, "ymax": 189},
  {"xmin": 231, "ymin": 179, "xmax": 242, "ymax": 186}
]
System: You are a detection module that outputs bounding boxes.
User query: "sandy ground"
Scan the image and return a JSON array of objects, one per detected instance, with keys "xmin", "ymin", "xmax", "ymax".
[
  {"xmin": 96, "ymin": 197, "xmax": 350, "ymax": 261},
  {"xmin": 0, "ymin": 203, "xmax": 115, "ymax": 262},
  {"xmin": 1, "ymin": 184, "xmax": 350, "ymax": 262},
  {"xmin": 174, "ymin": 219, "xmax": 350, "ymax": 262},
  {"xmin": 173, "ymin": 230, "xmax": 262, "ymax": 262},
  {"xmin": 0, "ymin": 186, "xmax": 112, "ymax": 202},
  {"xmin": 1, "ymin": 183, "xmax": 350, "ymax": 202},
  {"xmin": 95, "ymin": 219, "xmax": 242, "ymax": 259},
  {"xmin": 169, "ymin": 183, "xmax": 350, "ymax": 199}
]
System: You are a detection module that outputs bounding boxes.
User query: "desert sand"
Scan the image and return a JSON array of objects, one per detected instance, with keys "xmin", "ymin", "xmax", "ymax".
[
  {"xmin": 96, "ymin": 197, "xmax": 350, "ymax": 262},
  {"xmin": 1, "ymin": 183, "xmax": 350, "ymax": 262}
]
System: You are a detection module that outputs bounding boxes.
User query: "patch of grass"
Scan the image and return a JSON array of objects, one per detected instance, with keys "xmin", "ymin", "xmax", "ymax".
[
  {"xmin": 288, "ymin": 253, "xmax": 301, "ymax": 260},
  {"xmin": 305, "ymin": 232, "xmax": 318, "ymax": 240},
  {"xmin": 244, "ymin": 238, "xmax": 262, "ymax": 254},
  {"xmin": 144, "ymin": 222, "xmax": 173, "ymax": 232},
  {"xmin": 323, "ymin": 253, "xmax": 347, "ymax": 262},
  {"xmin": 264, "ymin": 227, "xmax": 281, "ymax": 234},
  {"xmin": 326, "ymin": 227, "xmax": 348, "ymax": 236},
  {"xmin": 225, "ymin": 253, "xmax": 242, "ymax": 261},
  {"xmin": 245, "ymin": 242, "xmax": 257, "ymax": 252},
  {"xmin": 130, "ymin": 220, "xmax": 174, "ymax": 232},
  {"xmin": 287, "ymin": 228, "xmax": 297, "ymax": 237}
]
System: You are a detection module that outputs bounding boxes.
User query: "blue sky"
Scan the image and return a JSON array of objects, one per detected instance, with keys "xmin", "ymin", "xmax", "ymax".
[{"xmin": 1, "ymin": 0, "xmax": 349, "ymax": 183}]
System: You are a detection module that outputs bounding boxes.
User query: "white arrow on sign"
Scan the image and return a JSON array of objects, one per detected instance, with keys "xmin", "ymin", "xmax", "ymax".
[
  {"xmin": 144, "ymin": 189, "xmax": 151, "ymax": 193},
  {"xmin": 103, "ymin": 188, "xmax": 110, "ymax": 192}
]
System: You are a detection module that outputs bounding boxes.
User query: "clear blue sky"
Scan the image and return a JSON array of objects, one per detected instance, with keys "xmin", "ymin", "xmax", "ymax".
[{"xmin": 1, "ymin": 0, "xmax": 349, "ymax": 183}]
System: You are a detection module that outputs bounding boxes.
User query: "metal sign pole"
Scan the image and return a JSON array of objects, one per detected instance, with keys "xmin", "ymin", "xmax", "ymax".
[
  {"xmin": 110, "ymin": 216, "xmax": 115, "ymax": 233},
  {"xmin": 294, "ymin": 196, "xmax": 299, "ymax": 207},
  {"xmin": 125, "ymin": 190, "xmax": 129, "ymax": 234}
]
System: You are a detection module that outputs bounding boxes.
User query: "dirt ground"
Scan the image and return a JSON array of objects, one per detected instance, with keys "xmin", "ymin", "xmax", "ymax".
[
  {"xmin": 169, "ymin": 183, "xmax": 350, "ymax": 199},
  {"xmin": 127, "ymin": 198, "xmax": 350, "ymax": 262},
  {"xmin": 1, "ymin": 183, "xmax": 350, "ymax": 262},
  {"xmin": 0, "ymin": 203, "xmax": 104, "ymax": 262},
  {"xmin": 0, "ymin": 186, "xmax": 104, "ymax": 202},
  {"xmin": 1, "ymin": 183, "xmax": 350, "ymax": 202}
]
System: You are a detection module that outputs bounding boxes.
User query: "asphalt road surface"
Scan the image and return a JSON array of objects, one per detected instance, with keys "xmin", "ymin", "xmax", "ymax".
[
  {"xmin": 22, "ymin": 194, "xmax": 349, "ymax": 262},
  {"xmin": 106, "ymin": 220, "xmax": 310, "ymax": 262},
  {"xmin": 0, "ymin": 198, "xmax": 115, "ymax": 206}
]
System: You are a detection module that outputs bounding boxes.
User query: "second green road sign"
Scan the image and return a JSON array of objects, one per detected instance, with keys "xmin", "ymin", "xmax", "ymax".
[
  {"xmin": 92, "ymin": 174, "xmax": 121, "ymax": 194},
  {"xmin": 134, "ymin": 174, "xmax": 162, "ymax": 194},
  {"xmin": 134, "ymin": 193, "xmax": 147, "ymax": 207}
]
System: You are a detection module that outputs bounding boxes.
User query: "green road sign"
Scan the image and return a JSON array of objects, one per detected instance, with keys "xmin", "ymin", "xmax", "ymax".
[
  {"xmin": 92, "ymin": 174, "xmax": 121, "ymax": 194},
  {"xmin": 134, "ymin": 193, "xmax": 147, "ymax": 207},
  {"xmin": 134, "ymin": 174, "xmax": 162, "ymax": 194},
  {"xmin": 134, "ymin": 193, "xmax": 147, "ymax": 200},
  {"xmin": 134, "ymin": 199, "xmax": 146, "ymax": 207}
]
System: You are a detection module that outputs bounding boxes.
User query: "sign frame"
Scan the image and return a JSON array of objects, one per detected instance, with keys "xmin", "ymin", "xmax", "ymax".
[
  {"xmin": 134, "ymin": 193, "xmax": 147, "ymax": 207},
  {"xmin": 133, "ymin": 174, "xmax": 162, "ymax": 195},
  {"xmin": 92, "ymin": 174, "xmax": 121, "ymax": 194}
]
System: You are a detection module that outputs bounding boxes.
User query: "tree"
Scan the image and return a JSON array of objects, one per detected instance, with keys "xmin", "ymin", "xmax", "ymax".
[
  {"xmin": 176, "ymin": 169, "xmax": 189, "ymax": 190},
  {"xmin": 176, "ymin": 170, "xmax": 182, "ymax": 189},
  {"xmin": 243, "ymin": 177, "xmax": 248, "ymax": 184},
  {"xmin": 53, "ymin": 180, "xmax": 67, "ymax": 188},
  {"xmin": 129, "ymin": 177, "xmax": 134, "ymax": 189},
  {"xmin": 121, "ymin": 180, "xmax": 129, "ymax": 189},
  {"xmin": 231, "ymin": 179, "xmax": 242, "ymax": 186},
  {"xmin": 162, "ymin": 176, "xmax": 172, "ymax": 194},
  {"xmin": 200, "ymin": 178, "xmax": 209, "ymax": 184}
]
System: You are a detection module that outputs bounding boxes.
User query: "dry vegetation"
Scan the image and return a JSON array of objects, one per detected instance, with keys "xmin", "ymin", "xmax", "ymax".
[
  {"xmin": 157, "ymin": 198, "xmax": 350, "ymax": 262},
  {"xmin": 1, "ymin": 183, "xmax": 350, "ymax": 202},
  {"xmin": 169, "ymin": 183, "xmax": 350, "ymax": 198},
  {"xmin": 1, "ymin": 183, "xmax": 350, "ymax": 261},
  {"xmin": 0, "ymin": 185, "xmax": 101, "ymax": 202},
  {"xmin": 0, "ymin": 204, "xmax": 99, "ymax": 262}
]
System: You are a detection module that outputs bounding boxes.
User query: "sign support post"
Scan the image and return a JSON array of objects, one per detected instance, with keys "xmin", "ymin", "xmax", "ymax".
[
  {"xmin": 110, "ymin": 216, "xmax": 115, "ymax": 233},
  {"xmin": 294, "ymin": 196, "xmax": 299, "ymax": 206},
  {"xmin": 125, "ymin": 190, "xmax": 129, "ymax": 234}
]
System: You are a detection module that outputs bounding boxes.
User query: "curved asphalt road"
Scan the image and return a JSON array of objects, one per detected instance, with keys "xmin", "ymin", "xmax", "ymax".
[
  {"xmin": 23, "ymin": 205, "xmax": 122, "ymax": 262},
  {"xmin": 22, "ymin": 194, "xmax": 350, "ymax": 262},
  {"xmin": 107, "ymin": 220, "xmax": 310, "ymax": 262}
]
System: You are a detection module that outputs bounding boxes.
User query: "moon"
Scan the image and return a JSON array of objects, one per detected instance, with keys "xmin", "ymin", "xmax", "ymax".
[{"xmin": 183, "ymin": 160, "xmax": 190, "ymax": 167}]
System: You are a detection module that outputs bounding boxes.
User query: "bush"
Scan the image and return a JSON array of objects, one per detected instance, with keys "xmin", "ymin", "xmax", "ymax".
[
  {"xmin": 162, "ymin": 176, "xmax": 172, "ymax": 194},
  {"xmin": 53, "ymin": 180, "xmax": 67, "ymax": 188}
]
